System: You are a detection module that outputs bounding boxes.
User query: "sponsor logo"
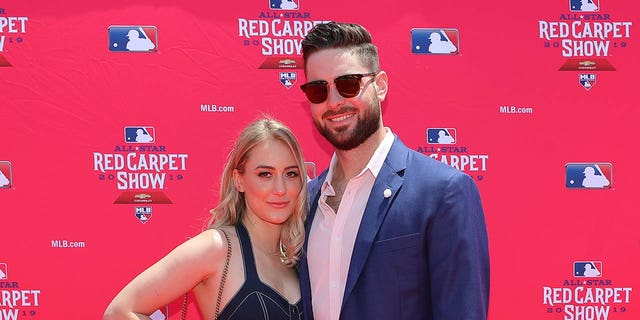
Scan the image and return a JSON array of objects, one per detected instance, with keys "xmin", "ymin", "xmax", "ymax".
[
  {"xmin": 258, "ymin": 57, "xmax": 304, "ymax": 69},
  {"xmin": 574, "ymin": 261, "xmax": 603, "ymax": 277},
  {"xmin": 108, "ymin": 26, "xmax": 158, "ymax": 52},
  {"xmin": 411, "ymin": 28, "xmax": 460, "ymax": 55},
  {"xmin": 579, "ymin": 73, "xmax": 596, "ymax": 90},
  {"xmin": 125, "ymin": 126, "xmax": 156, "ymax": 143},
  {"xmin": 570, "ymin": 0, "xmax": 599, "ymax": 12},
  {"xmin": 559, "ymin": 58, "xmax": 616, "ymax": 71},
  {"xmin": 565, "ymin": 162, "xmax": 612, "ymax": 189},
  {"xmin": 113, "ymin": 191, "xmax": 173, "ymax": 204},
  {"xmin": 280, "ymin": 71, "xmax": 297, "ymax": 89},
  {"xmin": 427, "ymin": 128, "xmax": 456, "ymax": 144},
  {"xmin": 270, "ymin": 0, "xmax": 299, "ymax": 10},
  {"xmin": 135, "ymin": 206, "xmax": 153, "ymax": 224}
]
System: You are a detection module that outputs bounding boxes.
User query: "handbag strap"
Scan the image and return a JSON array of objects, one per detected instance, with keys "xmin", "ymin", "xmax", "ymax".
[
  {"xmin": 180, "ymin": 228, "xmax": 233, "ymax": 320},
  {"xmin": 215, "ymin": 228, "xmax": 232, "ymax": 319},
  {"xmin": 180, "ymin": 292, "xmax": 188, "ymax": 320}
]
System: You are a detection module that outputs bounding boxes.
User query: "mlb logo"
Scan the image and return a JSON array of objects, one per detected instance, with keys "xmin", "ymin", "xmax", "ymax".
[
  {"xmin": 135, "ymin": 207, "xmax": 153, "ymax": 224},
  {"xmin": 108, "ymin": 26, "xmax": 158, "ymax": 52},
  {"xmin": 411, "ymin": 29, "xmax": 460, "ymax": 55},
  {"xmin": 427, "ymin": 128, "xmax": 457, "ymax": 144},
  {"xmin": 125, "ymin": 126, "xmax": 156, "ymax": 143},
  {"xmin": 270, "ymin": 0, "xmax": 299, "ymax": 10},
  {"xmin": 0, "ymin": 263, "xmax": 7, "ymax": 280},
  {"xmin": 565, "ymin": 163, "xmax": 612, "ymax": 189},
  {"xmin": 0, "ymin": 161, "xmax": 12, "ymax": 189},
  {"xmin": 574, "ymin": 261, "xmax": 602, "ymax": 277},
  {"xmin": 579, "ymin": 74, "xmax": 596, "ymax": 90},
  {"xmin": 305, "ymin": 161, "xmax": 317, "ymax": 181},
  {"xmin": 280, "ymin": 72, "xmax": 297, "ymax": 89},
  {"xmin": 570, "ymin": 0, "xmax": 599, "ymax": 12}
]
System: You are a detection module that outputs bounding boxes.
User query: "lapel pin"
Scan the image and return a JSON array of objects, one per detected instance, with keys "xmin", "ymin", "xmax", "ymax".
[{"xmin": 383, "ymin": 188, "xmax": 392, "ymax": 198}]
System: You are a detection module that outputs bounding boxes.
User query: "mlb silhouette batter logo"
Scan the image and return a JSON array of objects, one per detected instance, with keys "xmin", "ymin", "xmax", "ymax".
[
  {"xmin": 124, "ymin": 126, "xmax": 156, "ymax": 143},
  {"xmin": 565, "ymin": 163, "xmax": 612, "ymax": 189},
  {"xmin": 574, "ymin": 261, "xmax": 602, "ymax": 277},
  {"xmin": 270, "ymin": 0, "xmax": 299, "ymax": 10},
  {"xmin": 427, "ymin": 128, "xmax": 457, "ymax": 144},
  {"xmin": 570, "ymin": 0, "xmax": 599, "ymax": 12},
  {"xmin": 0, "ymin": 263, "xmax": 7, "ymax": 280},
  {"xmin": 108, "ymin": 26, "xmax": 158, "ymax": 52},
  {"xmin": 0, "ymin": 161, "xmax": 12, "ymax": 189},
  {"xmin": 411, "ymin": 29, "xmax": 459, "ymax": 55}
]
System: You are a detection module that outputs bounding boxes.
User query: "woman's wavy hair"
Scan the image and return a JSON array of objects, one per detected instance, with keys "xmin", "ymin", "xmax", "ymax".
[{"xmin": 207, "ymin": 116, "xmax": 307, "ymax": 267}]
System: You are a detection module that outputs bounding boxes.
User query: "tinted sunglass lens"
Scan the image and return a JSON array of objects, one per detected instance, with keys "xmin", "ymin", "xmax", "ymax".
[
  {"xmin": 302, "ymin": 73, "xmax": 371, "ymax": 103},
  {"xmin": 304, "ymin": 84, "xmax": 328, "ymax": 104},
  {"xmin": 335, "ymin": 76, "xmax": 361, "ymax": 98}
]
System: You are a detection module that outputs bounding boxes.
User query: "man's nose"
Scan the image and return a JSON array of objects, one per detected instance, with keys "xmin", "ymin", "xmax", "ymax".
[{"xmin": 325, "ymin": 84, "xmax": 345, "ymax": 109}]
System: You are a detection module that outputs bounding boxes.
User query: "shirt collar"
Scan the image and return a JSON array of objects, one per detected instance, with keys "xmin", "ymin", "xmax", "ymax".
[{"xmin": 366, "ymin": 127, "xmax": 395, "ymax": 178}]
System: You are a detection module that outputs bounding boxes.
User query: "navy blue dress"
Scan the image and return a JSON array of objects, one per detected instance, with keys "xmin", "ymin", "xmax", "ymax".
[{"xmin": 217, "ymin": 224, "xmax": 303, "ymax": 320}]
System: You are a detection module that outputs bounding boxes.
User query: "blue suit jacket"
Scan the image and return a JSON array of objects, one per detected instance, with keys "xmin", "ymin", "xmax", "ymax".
[{"xmin": 299, "ymin": 137, "xmax": 490, "ymax": 319}]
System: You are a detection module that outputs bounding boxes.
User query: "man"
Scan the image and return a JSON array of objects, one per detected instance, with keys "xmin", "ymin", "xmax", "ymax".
[{"xmin": 298, "ymin": 22, "xmax": 490, "ymax": 319}]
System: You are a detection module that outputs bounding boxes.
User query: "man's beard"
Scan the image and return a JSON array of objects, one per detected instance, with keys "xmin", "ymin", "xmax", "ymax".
[{"xmin": 314, "ymin": 99, "xmax": 381, "ymax": 151}]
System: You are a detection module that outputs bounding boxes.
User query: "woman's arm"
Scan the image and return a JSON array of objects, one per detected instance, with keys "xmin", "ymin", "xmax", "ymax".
[{"xmin": 103, "ymin": 229, "xmax": 227, "ymax": 320}]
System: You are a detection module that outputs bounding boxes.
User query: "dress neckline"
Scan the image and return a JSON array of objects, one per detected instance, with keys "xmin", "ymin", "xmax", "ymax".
[{"xmin": 236, "ymin": 223, "xmax": 302, "ymax": 306}]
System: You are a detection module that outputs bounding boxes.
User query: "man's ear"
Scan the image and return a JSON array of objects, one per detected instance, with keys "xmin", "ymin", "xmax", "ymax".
[
  {"xmin": 232, "ymin": 169, "xmax": 245, "ymax": 192},
  {"xmin": 374, "ymin": 71, "xmax": 389, "ymax": 102}
]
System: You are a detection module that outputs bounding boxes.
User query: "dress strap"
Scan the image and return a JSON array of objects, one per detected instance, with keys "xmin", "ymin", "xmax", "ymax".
[{"xmin": 235, "ymin": 223, "xmax": 259, "ymax": 281}]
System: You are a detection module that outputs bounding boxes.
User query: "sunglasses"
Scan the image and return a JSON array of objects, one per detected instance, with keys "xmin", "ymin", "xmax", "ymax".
[{"xmin": 300, "ymin": 72, "xmax": 377, "ymax": 104}]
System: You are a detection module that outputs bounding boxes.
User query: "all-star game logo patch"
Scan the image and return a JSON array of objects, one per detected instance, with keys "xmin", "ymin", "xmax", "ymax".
[
  {"xmin": 135, "ymin": 206, "xmax": 152, "ymax": 224},
  {"xmin": 579, "ymin": 73, "xmax": 596, "ymax": 90},
  {"xmin": 280, "ymin": 72, "xmax": 297, "ymax": 89}
]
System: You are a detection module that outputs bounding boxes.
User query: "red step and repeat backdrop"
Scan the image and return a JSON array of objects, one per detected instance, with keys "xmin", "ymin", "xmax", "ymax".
[{"xmin": 2, "ymin": 0, "xmax": 638, "ymax": 319}]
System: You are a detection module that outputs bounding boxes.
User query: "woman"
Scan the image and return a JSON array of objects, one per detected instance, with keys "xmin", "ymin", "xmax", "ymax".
[{"xmin": 103, "ymin": 117, "xmax": 307, "ymax": 320}]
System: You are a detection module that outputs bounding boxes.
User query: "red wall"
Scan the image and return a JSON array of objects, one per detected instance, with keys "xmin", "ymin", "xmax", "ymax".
[{"xmin": 1, "ymin": 0, "xmax": 638, "ymax": 319}]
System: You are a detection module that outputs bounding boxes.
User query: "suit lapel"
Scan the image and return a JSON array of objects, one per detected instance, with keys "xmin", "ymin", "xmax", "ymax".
[{"xmin": 341, "ymin": 138, "xmax": 408, "ymax": 309}]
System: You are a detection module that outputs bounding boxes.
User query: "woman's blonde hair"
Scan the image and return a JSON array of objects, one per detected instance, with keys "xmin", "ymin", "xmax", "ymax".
[{"xmin": 207, "ymin": 116, "xmax": 307, "ymax": 267}]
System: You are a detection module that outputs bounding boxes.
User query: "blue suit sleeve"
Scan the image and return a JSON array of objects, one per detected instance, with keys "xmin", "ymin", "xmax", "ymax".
[{"xmin": 427, "ymin": 172, "xmax": 490, "ymax": 319}]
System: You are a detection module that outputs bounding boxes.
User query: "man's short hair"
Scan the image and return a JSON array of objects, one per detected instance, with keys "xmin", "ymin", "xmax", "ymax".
[{"xmin": 301, "ymin": 22, "xmax": 380, "ymax": 72}]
